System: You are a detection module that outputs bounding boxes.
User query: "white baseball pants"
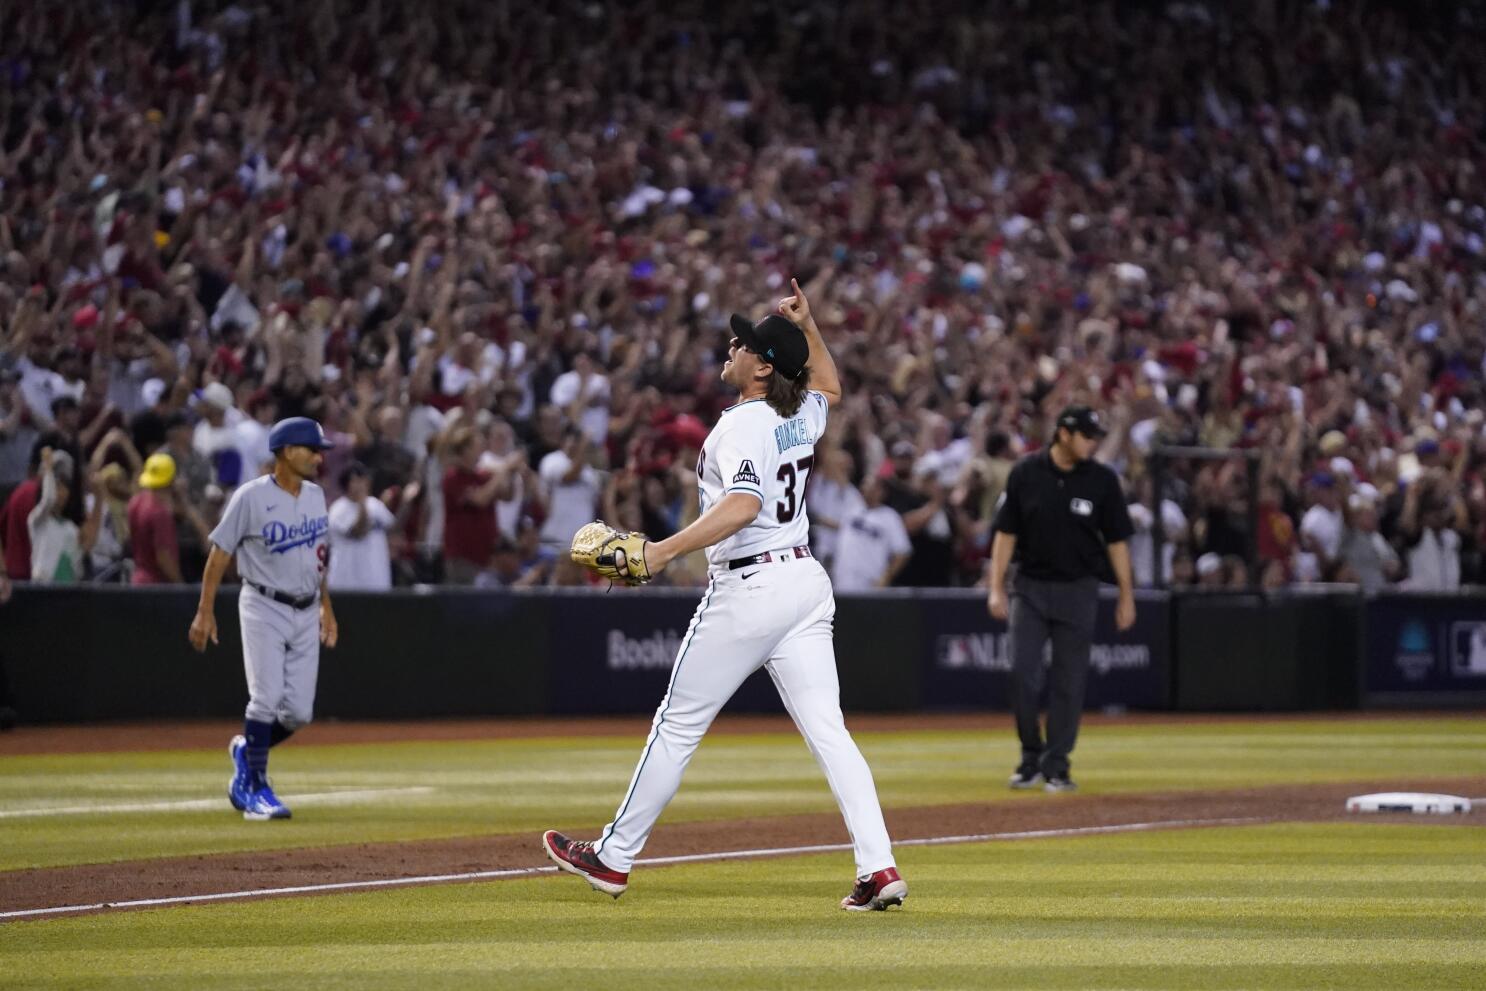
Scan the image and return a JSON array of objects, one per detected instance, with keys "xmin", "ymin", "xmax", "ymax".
[{"xmin": 593, "ymin": 555, "xmax": 896, "ymax": 877}]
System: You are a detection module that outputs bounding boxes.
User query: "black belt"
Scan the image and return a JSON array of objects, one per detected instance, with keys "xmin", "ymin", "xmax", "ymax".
[
  {"xmin": 728, "ymin": 546, "xmax": 812, "ymax": 570},
  {"xmin": 246, "ymin": 580, "xmax": 319, "ymax": 611}
]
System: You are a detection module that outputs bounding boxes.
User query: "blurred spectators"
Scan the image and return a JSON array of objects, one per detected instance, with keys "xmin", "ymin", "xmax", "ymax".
[
  {"xmin": 192, "ymin": 381, "xmax": 242, "ymax": 485},
  {"xmin": 441, "ymin": 425, "xmax": 506, "ymax": 585},
  {"xmin": 234, "ymin": 389, "xmax": 278, "ymax": 484},
  {"xmin": 0, "ymin": 449, "xmax": 41, "ymax": 580},
  {"xmin": 882, "ymin": 440, "xmax": 954, "ymax": 586},
  {"xmin": 327, "ymin": 462, "xmax": 398, "ymax": 590},
  {"xmin": 1194, "ymin": 552, "xmax": 1225, "ymax": 590},
  {"xmin": 127, "ymin": 452, "xmax": 183, "ymax": 584},
  {"xmin": 476, "ymin": 417, "xmax": 531, "ymax": 539},
  {"xmin": 28, "ymin": 448, "xmax": 98, "ymax": 583},
  {"xmin": 482, "ymin": 519, "xmax": 558, "ymax": 588},
  {"xmin": 539, "ymin": 428, "xmax": 602, "ymax": 551},
  {"xmin": 807, "ymin": 447, "xmax": 864, "ymax": 573},
  {"xmin": 550, "ymin": 350, "xmax": 610, "ymax": 447},
  {"xmin": 1, "ymin": 0, "xmax": 1484, "ymax": 590},
  {"xmin": 0, "ymin": 372, "xmax": 36, "ymax": 503},
  {"xmin": 355, "ymin": 406, "xmax": 416, "ymax": 501},
  {"xmin": 1399, "ymin": 469, "xmax": 1466, "ymax": 591},
  {"xmin": 160, "ymin": 412, "xmax": 212, "ymax": 577},
  {"xmin": 1336, "ymin": 490, "xmax": 1401, "ymax": 592},
  {"xmin": 1125, "ymin": 477, "xmax": 1188, "ymax": 589},
  {"xmin": 1298, "ymin": 473, "xmax": 1345, "ymax": 582},
  {"xmin": 37, "ymin": 396, "xmax": 85, "ymax": 523},
  {"xmin": 831, "ymin": 475, "xmax": 912, "ymax": 592},
  {"xmin": 85, "ymin": 427, "xmax": 144, "ymax": 581}
]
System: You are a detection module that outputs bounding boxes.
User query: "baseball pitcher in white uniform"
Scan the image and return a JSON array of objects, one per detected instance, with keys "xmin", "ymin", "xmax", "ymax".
[
  {"xmin": 189, "ymin": 417, "xmax": 339, "ymax": 821},
  {"xmin": 544, "ymin": 279, "xmax": 907, "ymax": 911}
]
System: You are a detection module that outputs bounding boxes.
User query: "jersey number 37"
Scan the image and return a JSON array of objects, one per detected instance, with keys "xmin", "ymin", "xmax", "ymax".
[{"xmin": 777, "ymin": 455, "xmax": 814, "ymax": 523}]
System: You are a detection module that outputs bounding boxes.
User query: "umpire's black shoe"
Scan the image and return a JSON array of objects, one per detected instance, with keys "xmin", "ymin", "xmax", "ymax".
[
  {"xmin": 1008, "ymin": 767, "xmax": 1044, "ymax": 789},
  {"xmin": 1044, "ymin": 775, "xmax": 1078, "ymax": 793}
]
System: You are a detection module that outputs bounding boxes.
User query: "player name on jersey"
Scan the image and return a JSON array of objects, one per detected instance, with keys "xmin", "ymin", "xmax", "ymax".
[{"xmin": 774, "ymin": 417, "xmax": 815, "ymax": 453}]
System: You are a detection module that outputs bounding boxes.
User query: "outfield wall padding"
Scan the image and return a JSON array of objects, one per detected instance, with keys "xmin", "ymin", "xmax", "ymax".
[
  {"xmin": 2, "ymin": 584, "xmax": 1480, "ymax": 722},
  {"xmin": 2, "ymin": 585, "xmax": 548, "ymax": 722},
  {"xmin": 0, "ymin": 584, "xmax": 1164, "ymax": 722},
  {"xmin": 1171, "ymin": 591, "xmax": 1364, "ymax": 711}
]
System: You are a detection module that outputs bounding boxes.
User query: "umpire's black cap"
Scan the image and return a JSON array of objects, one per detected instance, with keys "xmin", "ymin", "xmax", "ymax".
[
  {"xmin": 1055, "ymin": 405, "xmax": 1108, "ymax": 438},
  {"xmin": 728, "ymin": 313, "xmax": 809, "ymax": 380}
]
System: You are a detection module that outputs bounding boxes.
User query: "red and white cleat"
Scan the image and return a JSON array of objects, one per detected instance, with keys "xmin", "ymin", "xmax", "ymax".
[
  {"xmin": 840, "ymin": 867, "xmax": 907, "ymax": 911},
  {"xmin": 541, "ymin": 830, "xmax": 629, "ymax": 898}
]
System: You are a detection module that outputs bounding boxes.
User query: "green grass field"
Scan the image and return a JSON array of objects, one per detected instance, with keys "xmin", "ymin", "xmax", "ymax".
[{"xmin": 2, "ymin": 716, "xmax": 1484, "ymax": 989}]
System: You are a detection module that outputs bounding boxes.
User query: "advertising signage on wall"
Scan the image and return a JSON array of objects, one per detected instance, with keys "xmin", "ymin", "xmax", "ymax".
[
  {"xmin": 545, "ymin": 588, "xmax": 1170, "ymax": 715},
  {"xmin": 933, "ymin": 631, "xmax": 1154, "ymax": 679},
  {"xmin": 1366, "ymin": 594, "xmax": 1486, "ymax": 701},
  {"xmin": 548, "ymin": 590, "xmax": 784, "ymax": 714},
  {"xmin": 917, "ymin": 591, "xmax": 1170, "ymax": 711}
]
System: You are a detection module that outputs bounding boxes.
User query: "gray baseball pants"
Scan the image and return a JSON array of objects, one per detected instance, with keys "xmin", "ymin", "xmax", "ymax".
[
  {"xmin": 1009, "ymin": 574, "xmax": 1098, "ymax": 779},
  {"xmin": 239, "ymin": 585, "xmax": 320, "ymax": 729}
]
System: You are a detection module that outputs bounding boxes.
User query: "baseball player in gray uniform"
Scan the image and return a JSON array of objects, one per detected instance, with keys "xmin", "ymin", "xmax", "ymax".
[
  {"xmin": 543, "ymin": 279, "xmax": 907, "ymax": 911},
  {"xmin": 189, "ymin": 416, "xmax": 338, "ymax": 820}
]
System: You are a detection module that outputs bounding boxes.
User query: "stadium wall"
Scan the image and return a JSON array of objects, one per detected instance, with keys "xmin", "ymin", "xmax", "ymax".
[{"xmin": 2, "ymin": 586, "xmax": 1482, "ymax": 722}]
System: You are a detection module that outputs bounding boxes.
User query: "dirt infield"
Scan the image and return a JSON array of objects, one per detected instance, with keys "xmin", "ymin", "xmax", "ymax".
[{"xmin": 4, "ymin": 776, "xmax": 1481, "ymax": 920}]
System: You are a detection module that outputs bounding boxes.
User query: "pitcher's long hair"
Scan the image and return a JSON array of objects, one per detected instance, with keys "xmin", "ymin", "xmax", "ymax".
[{"xmin": 765, "ymin": 365, "xmax": 811, "ymax": 418}]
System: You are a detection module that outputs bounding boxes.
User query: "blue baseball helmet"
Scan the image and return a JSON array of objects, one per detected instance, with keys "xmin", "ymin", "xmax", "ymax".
[{"xmin": 268, "ymin": 416, "xmax": 334, "ymax": 453}]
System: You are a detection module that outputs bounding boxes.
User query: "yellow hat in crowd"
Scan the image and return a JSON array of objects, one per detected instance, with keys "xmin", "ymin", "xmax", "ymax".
[{"xmin": 138, "ymin": 453, "xmax": 177, "ymax": 490}]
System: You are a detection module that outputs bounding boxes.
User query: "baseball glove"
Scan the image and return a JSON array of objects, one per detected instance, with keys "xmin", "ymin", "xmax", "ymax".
[{"xmin": 571, "ymin": 520, "xmax": 653, "ymax": 585}]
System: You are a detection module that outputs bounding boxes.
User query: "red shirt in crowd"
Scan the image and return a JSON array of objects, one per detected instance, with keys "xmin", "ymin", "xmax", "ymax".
[
  {"xmin": 1, "ymin": 478, "xmax": 40, "ymax": 581},
  {"xmin": 1256, "ymin": 500, "xmax": 1297, "ymax": 579},
  {"xmin": 442, "ymin": 465, "xmax": 497, "ymax": 567},
  {"xmin": 127, "ymin": 489, "xmax": 179, "ymax": 585}
]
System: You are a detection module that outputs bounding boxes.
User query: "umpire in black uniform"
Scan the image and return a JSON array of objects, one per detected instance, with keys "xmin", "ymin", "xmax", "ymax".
[{"xmin": 987, "ymin": 405, "xmax": 1136, "ymax": 793}]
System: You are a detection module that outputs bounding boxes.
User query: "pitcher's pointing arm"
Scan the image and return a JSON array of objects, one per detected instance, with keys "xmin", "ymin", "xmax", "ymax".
[{"xmin": 777, "ymin": 277, "xmax": 842, "ymax": 408}]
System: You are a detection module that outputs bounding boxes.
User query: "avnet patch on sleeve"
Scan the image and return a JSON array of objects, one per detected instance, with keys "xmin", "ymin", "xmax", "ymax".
[{"xmin": 732, "ymin": 459, "xmax": 761, "ymax": 485}]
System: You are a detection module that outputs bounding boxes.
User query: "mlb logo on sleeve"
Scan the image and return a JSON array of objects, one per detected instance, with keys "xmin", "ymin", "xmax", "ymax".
[
  {"xmin": 1070, "ymin": 498, "xmax": 1093, "ymax": 516},
  {"xmin": 733, "ymin": 460, "xmax": 761, "ymax": 486}
]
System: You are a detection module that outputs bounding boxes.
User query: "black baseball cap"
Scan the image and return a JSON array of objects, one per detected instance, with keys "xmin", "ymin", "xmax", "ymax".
[
  {"xmin": 728, "ymin": 313, "xmax": 809, "ymax": 380},
  {"xmin": 1056, "ymin": 405, "xmax": 1108, "ymax": 438}
]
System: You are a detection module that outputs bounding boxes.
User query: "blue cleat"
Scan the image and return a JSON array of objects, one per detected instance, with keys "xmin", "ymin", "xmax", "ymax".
[
  {"xmin": 243, "ymin": 780, "xmax": 292, "ymax": 821},
  {"xmin": 228, "ymin": 735, "xmax": 251, "ymax": 812}
]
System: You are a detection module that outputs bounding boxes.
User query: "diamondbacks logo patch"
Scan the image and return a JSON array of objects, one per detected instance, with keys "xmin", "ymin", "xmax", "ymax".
[{"xmin": 732, "ymin": 459, "xmax": 761, "ymax": 486}]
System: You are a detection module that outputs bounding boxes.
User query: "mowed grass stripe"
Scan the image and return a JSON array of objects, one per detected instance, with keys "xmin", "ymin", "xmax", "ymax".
[
  {"xmin": 1, "ymin": 717, "xmax": 1484, "ymax": 871},
  {"xmin": 1, "ymin": 824, "xmax": 1481, "ymax": 990}
]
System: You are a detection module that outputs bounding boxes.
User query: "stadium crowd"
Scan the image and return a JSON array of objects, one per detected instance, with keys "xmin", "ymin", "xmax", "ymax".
[{"xmin": 1, "ymin": 0, "xmax": 1484, "ymax": 593}]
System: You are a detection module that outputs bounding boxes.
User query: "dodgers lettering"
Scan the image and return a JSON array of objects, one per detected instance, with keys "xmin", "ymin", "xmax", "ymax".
[
  {"xmin": 263, "ymin": 515, "xmax": 330, "ymax": 554},
  {"xmin": 773, "ymin": 418, "xmax": 814, "ymax": 454}
]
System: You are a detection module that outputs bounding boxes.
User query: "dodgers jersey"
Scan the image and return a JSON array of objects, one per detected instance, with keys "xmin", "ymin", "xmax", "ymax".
[
  {"xmin": 209, "ymin": 474, "xmax": 331, "ymax": 598},
  {"xmin": 697, "ymin": 391, "xmax": 830, "ymax": 569}
]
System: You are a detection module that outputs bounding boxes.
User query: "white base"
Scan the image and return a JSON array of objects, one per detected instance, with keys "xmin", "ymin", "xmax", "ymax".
[{"xmin": 1345, "ymin": 792, "xmax": 1472, "ymax": 815}]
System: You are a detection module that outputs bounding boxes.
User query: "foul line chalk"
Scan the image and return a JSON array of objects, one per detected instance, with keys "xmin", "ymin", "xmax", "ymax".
[
  {"xmin": 0, "ymin": 814, "xmax": 1268, "ymax": 921},
  {"xmin": 0, "ymin": 787, "xmax": 437, "ymax": 819},
  {"xmin": 645, "ymin": 815, "xmax": 1272, "ymax": 868}
]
